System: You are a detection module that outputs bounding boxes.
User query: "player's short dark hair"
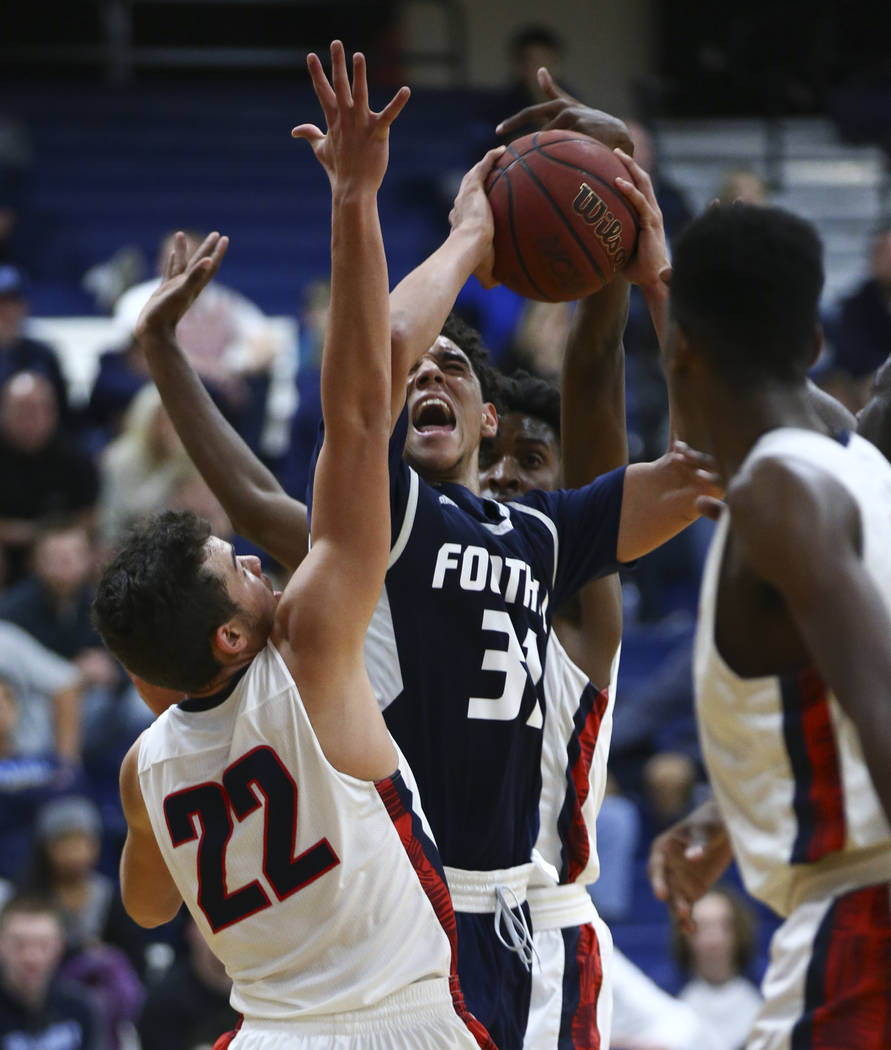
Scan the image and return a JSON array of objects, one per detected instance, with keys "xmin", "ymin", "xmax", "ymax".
[
  {"xmin": 441, "ymin": 312, "xmax": 503, "ymax": 410},
  {"xmin": 92, "ymin": 511, "xmax": 236, "ymax": 693},
  {"xmin": 499, "ymin": 369, "xmax": 561, "ymax": 442},
  {"xmin": 670, "ymin": 204, "xmax": 823, "ymax": 388}
]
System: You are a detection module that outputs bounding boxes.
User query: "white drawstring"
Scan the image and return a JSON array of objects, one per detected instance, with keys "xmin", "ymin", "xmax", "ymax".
[{"xmin": 494, "ymin": 885, "xmax": 539, "ymax": 972}]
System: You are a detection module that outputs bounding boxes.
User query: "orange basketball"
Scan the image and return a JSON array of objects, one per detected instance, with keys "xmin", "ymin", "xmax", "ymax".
[{"xmin": 485, "ymin": 130, "xmax": 639, "ymax": 302}]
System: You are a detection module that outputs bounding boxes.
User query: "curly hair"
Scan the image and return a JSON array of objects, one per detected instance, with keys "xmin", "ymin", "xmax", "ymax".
[
  {"xmin": 499, "ymin": 369, "xmax": 561, "ymax": 441},
  {"xmin": 440, "ymin": 312, "xmax": 504, "ymax": 412},
  {"xmin": 92, "ymin": 510, "xmax": 236, "ymax": 693}
]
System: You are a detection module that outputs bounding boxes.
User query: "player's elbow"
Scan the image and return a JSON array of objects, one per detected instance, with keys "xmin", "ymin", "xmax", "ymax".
[{"xmin": 123, "ymin": 892, "xmax": 181, "ymax": 929}]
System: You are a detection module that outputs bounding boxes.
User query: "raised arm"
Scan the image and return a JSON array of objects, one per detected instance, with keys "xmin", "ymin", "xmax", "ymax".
[
  {"xmin": 387, "ymin": 150, "xmax": 501, "ymax": 424},
  {"xmin": 119, "ymin": 737, "xmax": 183, "ymax": 927},
  {"xmin": 274, "ymin": 44, "xmax": 408, "ymax": 780},
  {"xmin": 730, "ymin": 457, "xmax": 891, "ymax": 826},
  {"xmin": 134, "ymin": 236, "xmax": 309, "ymax": 573}
]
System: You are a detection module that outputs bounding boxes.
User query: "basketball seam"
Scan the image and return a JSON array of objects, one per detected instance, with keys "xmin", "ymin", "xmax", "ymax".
[
  {"xmin": 532, "ymin": 149, "xmax": 641, "ymax": 237},
  {"xmin": 514, "ymin": 154, "xmax": 608, "ymax": 289},
  {"xmin": 485, "ymin": 142, "xmax": 521, "ymax": 194},
  {"xmin": 504, "ymin": 171, "xmax": 550, "ymax": 301}
]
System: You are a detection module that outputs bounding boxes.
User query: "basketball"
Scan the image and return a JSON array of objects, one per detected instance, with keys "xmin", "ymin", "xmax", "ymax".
[{"xmin": 485, "ymin": 130, "xmax": 639, "ymax": 302}]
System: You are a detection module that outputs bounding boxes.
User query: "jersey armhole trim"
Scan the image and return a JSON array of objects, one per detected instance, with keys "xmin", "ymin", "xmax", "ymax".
[
  {"xmin": 507, "ymin": 500, "xmax": 559, "ymax": 586},
  {"xmin": 388, "ymin": 468, "xmax": 419, "ymax": 569}
]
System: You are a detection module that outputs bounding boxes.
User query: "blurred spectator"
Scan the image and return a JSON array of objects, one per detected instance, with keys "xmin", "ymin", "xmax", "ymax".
[
  {"xmin": 0, "ymin": 372, "xmax": 98, "ymax": 584},
  {"xmin": 138, "ymin": 918, "xmax": 237, "ymax": 1050},
  {"xmin": 497, "ymin": 300, "xmax": 573, "ymax": 381},
  {"xmin": 98, "ymin": 384, "xmax": 193, "ymax": 545},
  {"xmin": 0, "ymin": 894, "xmax": 104, "ymax": 1050},
  {"xmin": 826, "ymin": 223, "xmax": 891, "ymax": 410},
  {"xmin": 114, "ymin": 230, "xmax": 279, "ymax": 449},
  {"xmin": 611, "ymin": 947, "xmax": 723, "ymax": 1050},
  {"xmin": 25, "ymin": 797, "xmax": 145, "ymax": 979},
  {"xmin": 0, "ymin": 519, "xmax": 116, "ymax": 687},
  {"xmin": 0, "ymin": 620, "xmax": 83, "ymax": 762},
  {"xmin": 0, "ymin": 518, "xmax": 138, "ymax": 769},
  {"xmin": 84, "ymin": 338, "xmax": 152, "ymax": 452},
  {"xmin": 674, "ymin": 888, "xmax": 762, "ymax": 1050},
  {"xmin": 643, "ymin": 751, "xmax": 698, "ymax": 829},
  {"xmin": 626, "ymin": 122, "xmax": 693, "ymax": 245},
  {"xmin": 0, "ymin": 265, "xmax": 69, "ymax": 421},
  {"xmin": 503, "ymin": 25, "xmax": 567, "ymax": 113},
  {"xmin": 623, "ymin": 124, "xmax": 695, "ymax": 461},
  {"xmin": 0, "ymin": 675, "xmax": 85, "ymax": 884},
  {"xmin": 716, "ymin": 168, "xmax": 769, "ymax": 206}
]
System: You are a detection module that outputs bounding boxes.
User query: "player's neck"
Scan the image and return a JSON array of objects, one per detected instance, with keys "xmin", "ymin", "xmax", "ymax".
[
  {"xmin": 188, "ymin": 653, "xmax": 256, "ymax": 699},
  {"xmin": 704, "ymin": 382, "xmax": 827, "ymax": 481},
  {"xmin": 413, "ymin": 450, "xmax": 481, "ymax": 492}
]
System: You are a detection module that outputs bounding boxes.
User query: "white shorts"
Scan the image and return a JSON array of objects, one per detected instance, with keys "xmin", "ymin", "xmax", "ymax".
[
  {"xmin": 224, "ymin": 980, "xmax": 490, "ymax": 1050},
  {"xmin": 524, "ymin": 885, "xmax": 613, "ymax": 1050},
  {"xmin": 747, "ymin": 880, "xmax": 891, "ymax": 1050}
]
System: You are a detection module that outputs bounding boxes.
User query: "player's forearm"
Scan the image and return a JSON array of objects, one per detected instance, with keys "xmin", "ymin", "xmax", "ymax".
[
  {"xmin": 322, "ymin": 188, "xmax": 391, "ymax": 435},
  {"xmin": 561, "ymin": 279, "xmax": 630, "ymax": 486},
  {"xmin": 140, "ymin": 332, "xmax": 287, "ymax": 535},
  {"xmin": 388, "ymin": 226, "xmax": 488, "ymax": 420}
]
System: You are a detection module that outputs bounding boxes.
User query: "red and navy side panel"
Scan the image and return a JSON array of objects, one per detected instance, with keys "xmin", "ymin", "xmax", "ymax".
[
  {"xmin": 791, "ymin": 883, "xmax": 891, "ymax": 1050},
  {"xmin": 556, "ymin": 684, "xmax": 609, "ymax": 883},
  {"xmin": 557, "ymin": 922, "xmax": 603, "ymax": 1050},
  {"xmin": 375, "ymin": 771, "xmax": 497, "ymax": 1050},
  {"xmin": 779, "ymin": 668, "xmax": 846, "ymax": 865}
]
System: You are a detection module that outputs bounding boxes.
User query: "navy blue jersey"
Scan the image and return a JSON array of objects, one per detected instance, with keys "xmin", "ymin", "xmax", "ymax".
[{"xmin": 308, "ymin": 411, "xmax": 625, "ymax": 871}]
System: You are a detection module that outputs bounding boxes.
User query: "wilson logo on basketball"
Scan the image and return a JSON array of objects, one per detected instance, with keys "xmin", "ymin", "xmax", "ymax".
[{"xmin": 572, "ymin": 182, "xmax": 627, "ymax": 267}]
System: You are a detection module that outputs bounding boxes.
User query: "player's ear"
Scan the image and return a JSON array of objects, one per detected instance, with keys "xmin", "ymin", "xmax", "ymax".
[
  {"xmin": 213, "ymin": 618, "xmax": 248, "ymax": 661},
  {"xmin": 480, "ymin": 402, "xmax": 498, "ymax": 440}
]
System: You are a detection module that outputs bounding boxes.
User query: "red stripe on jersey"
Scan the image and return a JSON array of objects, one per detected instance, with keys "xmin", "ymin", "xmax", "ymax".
[
  {"xmin": 212, "ymin": 1018, "xmax": 242, "ymax": 1050},
  {"xmin": 569, "ymin": 922, "xmax": 604, "ymax": 1050},
  {"xmin": 793, "ymin": 883, "xmax": 891, "ymax": 1050},
  {"xmin": 376, "ymin": 773, "xmax": 497, "ymax": 1050},
  {"xmin": 565, "ymin": 687, "xmax": 609, "ymax": 884},
  {"xmin": 797, "ymin": 668, "xmax": 846, "ymax": 863}
]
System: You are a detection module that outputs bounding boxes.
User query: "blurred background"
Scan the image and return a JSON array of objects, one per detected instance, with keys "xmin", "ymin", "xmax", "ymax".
[{"xmin": 0, "ymin": 4, "xmax": 888, "ymax": 1049}]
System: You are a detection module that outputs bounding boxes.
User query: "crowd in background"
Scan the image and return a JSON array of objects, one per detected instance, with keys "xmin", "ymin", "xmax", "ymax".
[{"xmin": 0, "ymin": 26, "xmax": 888, "ymax": 1050}]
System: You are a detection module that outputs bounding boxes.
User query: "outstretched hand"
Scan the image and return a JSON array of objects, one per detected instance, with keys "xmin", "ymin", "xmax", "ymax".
[
  {"xmin": 448, "ymin": 146, "xmax": 506, "ymax": 289},
  {"xmin": 134, "ymin": 231, "xmax": 228, "ymax": 343},
  {"xmin": 292, "ymin": 40, "xmax": 410, "ymax": 193},
  {"xmin": 613, "ymin": 148, "xmax": 671, "ymax": 292},
  {"xmin": 497, "ymin": 67, "xmax": 633, "ymax": 154},
  {"xmin": 659, "ymin": 441, "xmax": 724, "ymax": 526}
]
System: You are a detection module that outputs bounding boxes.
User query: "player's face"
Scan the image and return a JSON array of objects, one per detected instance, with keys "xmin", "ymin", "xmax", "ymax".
[
  {"xmin": 479, "ymin": 412, "xmax": 561, "ymax": 499},
  {"xmin": 205, "ymin": 538, "xmax": 279, "ymax": 650},
  {"xmin": 404, "ymin": 337, "xmax": 496, "ymax": 484}
]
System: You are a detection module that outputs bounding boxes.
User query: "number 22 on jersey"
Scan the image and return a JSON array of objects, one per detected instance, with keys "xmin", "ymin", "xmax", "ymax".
[{"xmin": 163, "ymin": 745, "xmax": 340, "ymax": 932}]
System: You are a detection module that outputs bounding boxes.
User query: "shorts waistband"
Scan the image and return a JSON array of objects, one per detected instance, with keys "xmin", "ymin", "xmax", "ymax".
[
  {"xmin": 527, "ymin": 882, "xmax": 597, "ymax": 931},
  {"xmin": 444, "ymin": 863, "xmax": 535, "ymax": 913},
  {"xmin": 240, "ymin": 979, "xmax": 454, "ymax": 1034}
]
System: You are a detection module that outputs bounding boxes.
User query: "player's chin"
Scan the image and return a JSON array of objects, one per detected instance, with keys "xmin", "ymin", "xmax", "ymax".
[{"xmin": 406, "ymin": 429, "xmax": 461, "ymax": 466}]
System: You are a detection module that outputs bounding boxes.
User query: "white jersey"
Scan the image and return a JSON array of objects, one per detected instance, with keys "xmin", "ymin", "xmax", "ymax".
[
  {"xmin": 138, "ymin": 641, "xmax": 467, "ymax": 1024},
  {"xmin": 695, "ymin": 428, "xmax": 891, "ymax": 917},
  {"xmin": 531, "ymin": 633, "xmax": 620, "ymax": 893}
]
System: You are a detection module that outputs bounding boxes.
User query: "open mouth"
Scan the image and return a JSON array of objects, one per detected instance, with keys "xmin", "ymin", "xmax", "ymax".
[{"xmin": 412, "ymin": 396, "xmax": 456, "ymax": 434}]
